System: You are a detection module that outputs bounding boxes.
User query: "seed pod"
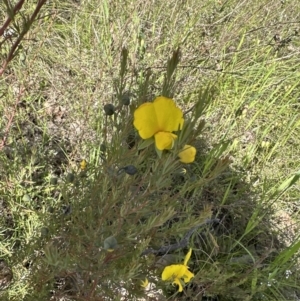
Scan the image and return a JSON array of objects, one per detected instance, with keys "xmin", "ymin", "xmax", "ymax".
[
  {"xmin": 104, "ymin": 103, "xmax": 115, "ymax": 116},
  {"xmin": 50, "ymin": 177, "xmax": 58, "ymax": 185},
  {"xmin": 62, "ymin": 204, "xmax": 72, "ymax": 215},
  {"xmin": 121, "ymin": 94, "xmax": 130, "ymax": 106},
  {"xmin": 100, "ymin": 143, "xmax": 106, "ymax": 153},
  {"xmin": 123, "ymin": 165, "xmax": 138, "ymax": 175},
  {"xmin": 40, "ymin": 227, "xmax": 49, "ymax": 237},
  {"xmin": 48, "ymin": 206, "xmax": 55, "ymax": 213},
  {"xmin": 66, "ymin": 172, "xmax": 75, "ymax": 183}
]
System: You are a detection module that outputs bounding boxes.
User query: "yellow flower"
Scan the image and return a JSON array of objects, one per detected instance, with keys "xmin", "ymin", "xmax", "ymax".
[
  {"xmin": 178, "ymin": 145, "xmax": 196, "ymax": 163},
  {"xmin": 80, "ymin": 159, "xmax": 87, "ymax": 170},
  {"xmin": 134, "ymin": 96, "xmax": 184, "ymax": 150},
  {"xmin": 141, "ymin": 278, "xmax": 149, "ymax": 288},
  {"xmin": 161, "ymin": 248, "xmax": 194, "ymax": 292}
]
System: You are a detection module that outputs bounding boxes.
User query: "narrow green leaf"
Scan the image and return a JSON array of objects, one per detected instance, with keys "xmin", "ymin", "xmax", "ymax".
[
  {"xmin": 138, "ymin": 138, "xmax": 154, "ymax": 150},
  {"xmin": 271, "ymin": 238, "xmax": 300, "ymax": 268},
  {"xmin": 270, "ymin": 170, "xmax": 300, "ymax": 198}
]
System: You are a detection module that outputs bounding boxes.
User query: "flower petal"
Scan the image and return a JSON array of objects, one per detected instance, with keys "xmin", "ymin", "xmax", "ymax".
[
  {"xmin": 183, "ymin": 248, "xmax": 192, "ymax": 266},
  {"xmin": 178, "ymin": 145, "xmax": 196, "ymax": 163},
  {"xmin": 173, "ymin": 278, "xmax": 183, "ymax": 292},
  {"xmin": 162, "ymin": 264, "xmax": 186, "ymax": 281},
  {"xmin": 154, "ymin": 132, "xmax": 177, "ymax": 150},
  {"xmin": 141, "ymin": 278, "xmax": 149, "ymax": 288},
  {"xmin": 153, "ymin": 97, "xmax": 184, "ymax": 132},
  {"xmin": 182, "ymin": 269, "xmax": 194, "ymax": 283},
  {"xmin": 133, "ymin": 102, "xmax": 159, "ymax": 139},
  {"xmin": 162, "ymin": 265, "xmax": 176, "ymax": 281},
  {"xmin": 80, "ymin": 159, "xmax": 87, "ymax": 170}
]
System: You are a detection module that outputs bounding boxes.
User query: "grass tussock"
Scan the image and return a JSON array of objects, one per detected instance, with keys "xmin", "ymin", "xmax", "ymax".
[{"xmin": 0, "ymin": 0, "xmax": 300, "ymax": 300}]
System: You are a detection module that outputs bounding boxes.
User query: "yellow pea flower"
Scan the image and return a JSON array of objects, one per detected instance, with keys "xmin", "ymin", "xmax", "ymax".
[
  {"xmin": 140, "ymin": 278, "xmax": 149, "ymax": 288},
  {"xmin": 133, "ymin": 97, "xmax": 184, "ymax": 150},
  {"xmin": 161, "ymin": 248, "xmax": 194, "ymax": 292},
  {"xmin": 178, "ymin": 145, "xmax": 196, "ymax": 163},
  {"xmin": 80, "ymin": 159, "xmax": 87, "ymax": 170}
]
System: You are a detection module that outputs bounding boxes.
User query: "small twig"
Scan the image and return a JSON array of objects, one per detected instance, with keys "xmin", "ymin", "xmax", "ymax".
[
  {"xmin": 183, "ymin": 104, "xmax": 196, "ymax": 116},
  {"xmin": 141, "ymin": 218, "xmax": 219, "ymax": 256},
  {"xmin": 0, "ymin": 0, "xmax": 25, "ymax": 37},
  {"xmin": 0, "ymin": 0, "xmax": 47, "ymax": 76},
  {"xmin": 147, "ymin": 64, "xmax": 243, "ymax": 75},
  {"xmin": 0, "ymin": 86, "xmax": 25, "ymax": 150}
]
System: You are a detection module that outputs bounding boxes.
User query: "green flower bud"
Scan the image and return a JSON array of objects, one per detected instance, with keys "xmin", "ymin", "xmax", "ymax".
[
  {"xmin": 104, "ymin": 236, "xmax": 118, "ymax": 251},
  {"xmin": 104, "ymin": 103, "xmax": 115, "ymax": 116},
  {"xmin": 22, "ymin": 194, "xmax": 31, "ymax": 202}
]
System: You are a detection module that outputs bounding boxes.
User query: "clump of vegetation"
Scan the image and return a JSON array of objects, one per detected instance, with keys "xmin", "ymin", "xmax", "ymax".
[{"xmin": 1, "ymin": 0, "xmax": 300, "ymax": 300}]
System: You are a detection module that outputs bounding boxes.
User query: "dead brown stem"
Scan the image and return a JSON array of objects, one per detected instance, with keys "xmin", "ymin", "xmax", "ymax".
[
  {"xmin": 0, "ymin": 86, "xmax": 25, "ymax": 151},
  {"xmin": 0, "ymin": 0, "xmax": 25, "ymax": 37},
  {"xmin": 0, "ymin": 0, "xmax": 48, "ymax": 150},
  {"xmin": 0, "ymin": 0, "xmax": 47, "ymax": 76}
]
